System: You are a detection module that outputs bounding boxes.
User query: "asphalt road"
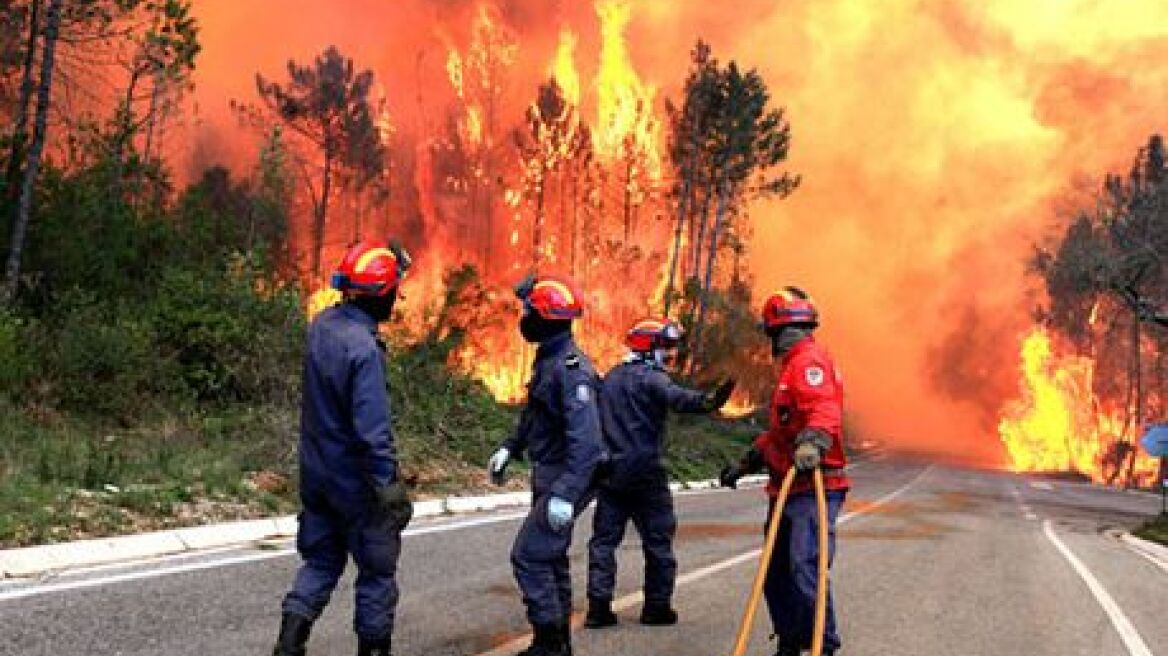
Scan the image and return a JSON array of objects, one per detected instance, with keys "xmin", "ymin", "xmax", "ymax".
[{"xmin": 0, "ymin": 459, "xmax": 1163, "ymax": 656}]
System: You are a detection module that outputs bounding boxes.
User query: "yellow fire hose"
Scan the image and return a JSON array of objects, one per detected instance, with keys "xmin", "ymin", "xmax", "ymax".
[{"xmin": 729, "ymin": 467, "xmax": 830, "ymax": 656}]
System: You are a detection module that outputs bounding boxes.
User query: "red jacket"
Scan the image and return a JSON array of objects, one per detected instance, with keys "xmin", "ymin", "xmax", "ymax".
[{"xmin": 753, "ymin": 336, "xmax": 850, "ymax": 496}]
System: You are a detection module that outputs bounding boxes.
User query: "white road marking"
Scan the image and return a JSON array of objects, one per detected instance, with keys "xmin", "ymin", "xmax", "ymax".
[
  {"xmin": 0, "ymin": 460, "xmax": 883, "ymax": 608},
  {"xmin": 1042, "ymin": 520, "xmax": 1153, "ymax": 656},
  {"xmin": 475, "ymin": 465, "xmax": 933, "ymax": 656},
  {"xmin": 1009, "ymin": 485, "xmax": 1039, "ymax": 521},
  {"xmin": 0, "ymin": 510, "xmax": 530, "ymax": 603},
  {"xmin": 1030, "ymin": 481, "xmax": 1054, "ymax": 491},
  {"xmin": 1123, "ymin": 543, "xmax": 1168, "ymax": 574}
]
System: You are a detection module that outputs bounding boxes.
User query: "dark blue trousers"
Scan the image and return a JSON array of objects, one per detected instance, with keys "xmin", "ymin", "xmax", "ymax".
[
  {"xmin": 511, "ymin": 485, "xmax": 595, "ymax": 626},
  {"xmin": 282, "ymin": 485, "xmax": 402, "ymax": 641},
  {"xmin": 586, "ymin": 484, "xmax": 678, "ymax": 605},
  {"xmin": 764, "ymin": 490, "xmax": 845, "ymax": 651}
]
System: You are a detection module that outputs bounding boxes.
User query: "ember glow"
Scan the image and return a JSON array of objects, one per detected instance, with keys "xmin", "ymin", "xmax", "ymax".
[
  {"xmin": 719, "ymin": 392, "xmax": 759, "ymax": 420},
  {"xmin": 998, "ymin": 328, "xmax": 1160, "ymax": 486}
]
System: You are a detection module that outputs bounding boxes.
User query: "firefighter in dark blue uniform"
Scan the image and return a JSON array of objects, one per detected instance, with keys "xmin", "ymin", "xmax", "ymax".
[
  {"xmin": 584, "ymin": 318, "xmax": 734, "ymax": 628},
  {"xmin": 488, "ymin": 273, "xmax": 604, "ymax": 656},
  {"xmin": 272, "ymin": 241, "xmax": 415, "ymax": 656}
]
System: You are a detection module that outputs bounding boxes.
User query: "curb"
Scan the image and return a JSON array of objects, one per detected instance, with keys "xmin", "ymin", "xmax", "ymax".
[
  {"xmin": 1120, "ymin": 532, "xmax": 1168, "ymax": 572},
  {"xmin": 0, "ymin": 475, "xmax": 769, "ymax": 580}
]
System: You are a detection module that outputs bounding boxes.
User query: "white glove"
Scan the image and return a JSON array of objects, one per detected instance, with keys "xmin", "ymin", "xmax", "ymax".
[
  {"xmin": 547, "ymin": 496, "xmax": 574, "ymax": 532},
  {"xmin": 488, "ymin": 447, "xmax": 511, "ymax": 485}
]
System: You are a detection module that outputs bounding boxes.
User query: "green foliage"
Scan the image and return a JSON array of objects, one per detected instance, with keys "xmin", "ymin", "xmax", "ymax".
[
  {"xmin": 43, "ymin": 292, "xmax": 164, "ymax": 418},
  {"xmin": 0, "ymin": 307, "xmax": 33, "ymax": 391},
  {"xmin": 664, "ymin": 40, "xmax": 800, "ymax": 378},
  {"xmin": 663, "ymin": 413, "xmax": 757, "ymax": 482},
  {"xmin": 1133, "ymin": 512, "xmax": 1168, "ymax": 546},
  {"xmin": 253, "ymin": 44, "xmax": 388, "ymax": 278}
]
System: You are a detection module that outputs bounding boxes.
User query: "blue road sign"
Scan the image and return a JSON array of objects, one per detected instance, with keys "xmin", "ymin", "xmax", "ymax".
[{"xmin": 1140, "ymin": 424, "xmax": 1168, "ymax": 458}]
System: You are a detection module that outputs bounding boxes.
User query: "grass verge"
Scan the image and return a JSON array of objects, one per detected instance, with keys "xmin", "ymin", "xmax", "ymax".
[{"xmin": 1133, "ymin": 512, "xmax": 1168, "ymax": 547}]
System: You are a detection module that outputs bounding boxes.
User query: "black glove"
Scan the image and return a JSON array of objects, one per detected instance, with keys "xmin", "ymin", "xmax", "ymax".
[
  {"xmin": 703, "ymin": 378, "xmax": 737, "ymax": 412},
  {"xmin": 719, "ymin": 463, "xmax": 744, "ymax": 489},
  {"xmin": 720, "ymin": 446, "xmax": 763, "ymax": 489},
  {"xmin": 374, "ymin": 481, "xmax": 413, "ymax": 530}
]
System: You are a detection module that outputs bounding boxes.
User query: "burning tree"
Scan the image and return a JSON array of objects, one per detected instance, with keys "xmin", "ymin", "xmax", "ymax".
[
  {"xmin": 254, "ymin": 46, "xmax": 389, "ymax": 282},
  {"xmin": 1020, "ymin": 134, "xmax": 1168, "ymax": 486},
  {"xmin": 512, "ymin": 78, "xmax": 593, "ymax": 270},
  {"xmin": 443, "ymin": 2, "xmax": 517, "ymax": 270}
]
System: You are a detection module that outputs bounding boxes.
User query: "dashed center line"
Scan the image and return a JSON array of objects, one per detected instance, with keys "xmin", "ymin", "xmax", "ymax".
[{"xmin": 475, "ymin": 465, "xmax": 933, "ymax": 656}]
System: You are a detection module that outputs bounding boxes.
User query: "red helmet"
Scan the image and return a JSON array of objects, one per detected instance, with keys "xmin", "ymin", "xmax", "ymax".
[
  {"xmin": 515, "ymin": 273, "xmax": 584, "ymax": 320},
  {"xmin": 626, "ymin": 318, "xmax": 683, "ymax": 352},
  {"xmin": 331, "ymin": 240, "xmax": 411, "ymax": 297},
  {"xmin": 761, "ymin": 287, "xmax": 818, "ymax": 331}
]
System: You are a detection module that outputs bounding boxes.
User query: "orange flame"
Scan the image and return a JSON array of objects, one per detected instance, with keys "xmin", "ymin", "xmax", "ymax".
[
  {"xmin": 552, "ymin": 29, "xmax": 581, "ymax": 107},
  {"xmin": 998, "ymin": 327, "xmax": 1160, "ymax": 486},
  {"xmin": 720, "ymin": 391, "xmax": 758, "ymax": 419},
  {"xmin": 594, "ymin": 0, "xmax": 661, "ymax": 177}
]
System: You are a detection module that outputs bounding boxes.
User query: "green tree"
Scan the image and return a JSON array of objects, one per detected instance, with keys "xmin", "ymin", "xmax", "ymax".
[
  {"xmin": 3, "ymin": 0, "xmax": 59, "ymax": 303},
  {"xmin": 255, "ymin": 45, "xmax": 388, "ymax": 282},
  {"xmin": 665, "ymin": 43, "xmax": 799, "ymax": 372}
]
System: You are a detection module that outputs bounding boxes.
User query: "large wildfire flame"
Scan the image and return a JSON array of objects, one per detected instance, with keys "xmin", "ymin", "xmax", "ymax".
[
  {"xmin": 179, "ymin": 1, "xmax": 1168, "ymax": 467},
  {"xmin": 999, "ymin": 327, "xmax": 1160, "ymax": 486}
]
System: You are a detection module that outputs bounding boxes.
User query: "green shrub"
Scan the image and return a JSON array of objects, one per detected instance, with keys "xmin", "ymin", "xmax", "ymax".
[
  {"xmin": 39, "ymin": 291, "xmax": 164, "ymax": 420},
  {"xmin": 149, "ymin": 262, "xmax": 303, "ymax": 404},
  {"xmin": 0, "ymin": 309, "xmax": 35, "ymax": 394}
]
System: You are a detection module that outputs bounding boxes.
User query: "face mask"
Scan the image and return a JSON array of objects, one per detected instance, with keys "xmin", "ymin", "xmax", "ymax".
[
  {"xmin": 354, "ymin": 288, "xmax": 397, "ymax": 323},
  {"xmin": 519, "ymin": 312, "xmax": 543, "ymax": 343},
  {"xmin": 771, "ymin": 326, "xmax": 810, "ymax": 358}
]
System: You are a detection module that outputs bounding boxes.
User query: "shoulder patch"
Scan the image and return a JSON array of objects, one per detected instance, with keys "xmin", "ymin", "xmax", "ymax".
[
  {"xmin": 565, "ymin": 353, "xmax": 581, "ymax": 368},
  {"xmin": 805, "ymin": 366, "xmax": 825, "ymax": 387},
  {"xmin": 575, "ymin": 383, "xmax": 592, "ymax": 403}
]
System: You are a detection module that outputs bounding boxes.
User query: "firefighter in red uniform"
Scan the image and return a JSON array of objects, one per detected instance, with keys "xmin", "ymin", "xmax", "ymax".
[{"xmin": 720, "ymin": 286, "xmax": 849, "ymax": 656}]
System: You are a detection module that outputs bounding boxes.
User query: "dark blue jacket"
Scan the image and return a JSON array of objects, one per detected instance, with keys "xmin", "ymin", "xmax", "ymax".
[
  {"xmin": 299, "ymin": 304, "xmax": 397, "ymax": 501},
  {"xmin": 503, "ymin": 332, "xmax": 603, "ymax": 504},
  {"xmin": 601, "ymin": 356, "xmax": 707, "ymax": 488}
]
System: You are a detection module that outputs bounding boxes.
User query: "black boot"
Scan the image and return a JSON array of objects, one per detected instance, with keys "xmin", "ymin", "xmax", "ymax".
[
  {"xmin": 357, "ymin": 637, "xmax": 392, "ymax": 656},
  {"xmin": 773, "ymin": 644, "xmax": 800, "ymax": 656},
  {"xmin": 517, "ymin": 622, "xmax": 569, "ymax": 656},
  {"xmin": 639, "ymin": 600, "xmax": 678, "ymax": 626},
  {"xmin": 272, "ymin": 612, "xmax": 312, "ymax": 656},
  {"xmin": 584, "ymin": 597, "xmax": 618, "ymax": 628},
  {"xmin": 560, "ymin": 621, "xmax": 574, "ymax": 656}
]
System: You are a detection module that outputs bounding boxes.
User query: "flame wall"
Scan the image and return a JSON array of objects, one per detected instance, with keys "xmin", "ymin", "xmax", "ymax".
[{"xmin": 178, "ymin": 1, "xmax": 1168, "ymax": 466}]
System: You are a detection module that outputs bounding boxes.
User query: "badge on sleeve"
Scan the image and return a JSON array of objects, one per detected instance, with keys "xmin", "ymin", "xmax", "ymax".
[
  {"xmin": 805, "ymin": 366, "xmax": 825, "ymax": 387},
  {"xmin": 575, "ymin": 383, "xmax": 592, "ymax": 403}
]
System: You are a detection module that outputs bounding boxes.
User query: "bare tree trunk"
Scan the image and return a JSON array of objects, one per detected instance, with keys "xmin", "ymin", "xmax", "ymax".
[
  {"xmin": 622, "ymin": 155, "xmax": 633, "ymax": 242},
  {"xmin": 353, "ymin": 184, "xmax": 363, "ymax": 242},
  {"xmin": 569, "ymin": 168, "xmax": 578, "ymax": 276},
  {"xmin": 4, "ymin": 0, "xmax": 61, "ymax": 304},
  {"xmin": 483, "ymin": 61, "xmax": 498, "ymax": 270},
  {"xmin": 663, "ymin": 177, "xmax": 691, "ymax": 316},
  {"xmin": 532, "ymin": 164, "xmax": 545, "ymax": 268},
  {"xmin": 690, "ymin": 177, "xmax": 713, "ymax": 281},
  {"xmin": 1124, "ymin": 315, "xmax": 1143, "ymax": 487},
  {"xmin": 687, "ymin": 183, "xmax": 729, "ymax": 376},
  {"xmin": 142, "ymin": 72, "xmax": 164, "ymax": 164},
  {"xmin": 312, "ymin": 148, "xmax": 334, "ymax": 282},
  {"xmin": 3, "ymin": 0, "xmax": 41, "ymax": 211}
]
